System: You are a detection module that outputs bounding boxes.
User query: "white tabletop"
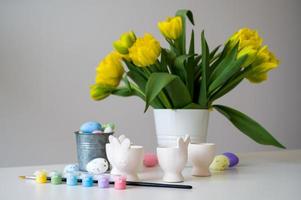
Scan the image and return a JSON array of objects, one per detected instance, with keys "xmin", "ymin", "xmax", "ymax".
[{"xmin": 1, "ymin": 150, "xmax": 300, "ymax": 200}]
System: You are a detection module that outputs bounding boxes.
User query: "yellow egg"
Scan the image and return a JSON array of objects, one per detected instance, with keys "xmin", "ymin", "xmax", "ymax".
[{"xmin": 210, "ymin": 155, "xmax": 230, "ymax": 171}]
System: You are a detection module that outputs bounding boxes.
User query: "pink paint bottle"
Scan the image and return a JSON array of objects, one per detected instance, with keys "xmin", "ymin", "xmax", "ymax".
[{"xmin": 114, "ymin": 176, "xmax": 126, "ymax": 190}]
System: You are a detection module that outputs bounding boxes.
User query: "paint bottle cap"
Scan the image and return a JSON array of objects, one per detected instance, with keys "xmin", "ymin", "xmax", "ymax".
[
  {"xmin": 50, "ymin": 171, "xmax": 62, "ymax": 185},
  {"xmin": 97, "ymin": 174, "xmax": 110, "ymax": 188},
  {"xmin": 66, "ymin": 173, "xmax": 78, "ymax": 186},
  {"xmin": 82, "ymin": 173, "xmax": 94, "ymax": 187},
  {"xmin": 114, "ymin": 176, "xmax": 126, "ymax": 190},
  {"xmin": 35, "ymin": 170, "xmax": 48, "ymax": 184}
]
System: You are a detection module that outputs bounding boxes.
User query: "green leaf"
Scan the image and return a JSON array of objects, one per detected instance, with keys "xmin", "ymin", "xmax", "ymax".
[
  {"xmin": 175, "ymin": 9, "xmax": 194, "ymax": 55},
  {"xmin": 183, "ymin": 103, "xmax": 203, "ymax": 109},
  {"xmin": 209, "ymin": 45, "xmax": 221, "ymax": 63},
  {"xmin": 195, "ymin": 45, "xmax": 221, "ymax": 82},
  {"xmin": 161, "ymin": 48, "xmax": 177, "ymax": 74},
  {"xmin": 126, "ymin": 66, "xmax": 164, "ymax": 108},
  {"xmin": 174, "ymin": 54, "xmax": 193, "ymax": 84},
  {"xmin": 144, "ymin": 73, "xmax": 191, "ymax": 111},
  {"xmin": 210, "ymin": 43, "xmax": 238, "ymax": 82},
  {"xmin": 210, "ymin": 42, "xmax": 231, "ymax": 74},
  {"xmin": 208, "ymin": 65, "xmax": 255, "ymax": 103},
  {"xmin": 209, "ymin": 75, "xmax": 244, "ymax": 103},
  {"xmin": 159, "ymin": 51, "xmax": 169, "ymax": 73},
  {"xmin": 198, "ymin": 31, "xmax": 209, "ymax": 108},
  {"xmin": 213, "ymin": 105, "xmax": 285, "ymax": 148},
  {"xmin": 165, "ymin": 77, "xmax": 192, "ymax": 108},
  {"xmin": 165, "ymin": 38, "xmax": 179, "ymax": 55},
  {"xmin": 144, "ymin": 73, "xmax": 175, "ymax": 111},
  {"xmin": 127, "ymin": 71, "xmax": 147, "ymax": 91},
  {"xmin": 124, "ymin": 59, "xmax": 149, "ymax": 79},
  {"xmin": 209, "ymin": 55, "xmax": 247, "ymax": 94},
  {"xmin": 187, "ymin": 30, "xmax": 195, "ymax": 97}
]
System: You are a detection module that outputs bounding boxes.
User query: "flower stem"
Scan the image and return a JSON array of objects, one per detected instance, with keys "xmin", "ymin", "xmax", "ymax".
[
  {"xmin": 130, "ymin": 83, "xmax": 145, "ymax": 100},
  {"xmin": 159, "ymin": 92, "xmax": 172, "ymax": 109}
]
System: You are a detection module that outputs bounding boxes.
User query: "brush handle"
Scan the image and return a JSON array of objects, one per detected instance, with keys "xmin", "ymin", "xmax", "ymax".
[
  {"xmin": 116, "ymin": 181, "xmax": 193, "ymax": 189},
  {"xmin": 26, "ymin": 176, "xmax": 192, "ymax": 189}
]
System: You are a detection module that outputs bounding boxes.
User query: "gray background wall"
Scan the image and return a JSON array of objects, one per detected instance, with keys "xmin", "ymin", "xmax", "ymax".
[{"xmin": 0, "ymin": 0, "xmax": 300, "ymax": 167}]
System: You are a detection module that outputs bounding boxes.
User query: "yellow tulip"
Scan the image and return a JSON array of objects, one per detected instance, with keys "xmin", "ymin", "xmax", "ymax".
[
  {"xmin": 228, "ymin": 28, "xmax": 263, "ymax": 67},
  {"xmin": 90, "ymin": 84, "xmax": 114, "ymax": 100},
  {"xmin": 158, "ymin": 16, "xmax": 182, "ymax": 40},
  {"xmin": 237, "ymin": 46, "xmax": 258, "ymax": 67},
  {"xmin": 246, "ymin": 46, "xmax": 279, "ymax": 83},
  {"xmin": 95, "ymin": 51, "xmax": 124, "ymax": 87},
  {"xmin": 228, "ymin": 28, "xmax": 263, "ymax": 50},
  {"xmin": 128, "ymin": 33, "xmax": 161, "ymax": 67},
  {"xmin": 113, "ymin": 31, "xmax": 136, "ymax": 54}
]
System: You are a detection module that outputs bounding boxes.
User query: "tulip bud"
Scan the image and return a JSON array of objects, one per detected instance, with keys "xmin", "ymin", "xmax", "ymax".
[
  {"xmin": 90, "ymin": 84, "xmax": 114, "ymax": 101},
  {"xmin": 113, "ymin": 31, "xmax": 136, "ymax": 55},
  {"xmin": 158, "ymin": 16, "xmax": 182, "ymax": 40}
]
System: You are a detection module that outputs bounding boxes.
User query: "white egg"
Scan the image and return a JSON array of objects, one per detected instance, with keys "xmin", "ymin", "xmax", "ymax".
[{"xmin": 86, "ymin": 158, "xmax": 109, "ymax": 174}]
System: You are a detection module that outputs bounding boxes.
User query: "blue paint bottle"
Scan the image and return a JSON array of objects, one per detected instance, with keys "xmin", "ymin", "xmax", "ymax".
[{"xmin": 82, "ymin": 174, "xmax": 94, "ymax": 187}]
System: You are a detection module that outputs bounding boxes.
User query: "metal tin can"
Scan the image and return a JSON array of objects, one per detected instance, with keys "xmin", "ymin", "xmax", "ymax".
[{"xmin": 75, "ymin": 131, "xmax": 113, "ymax": 171}]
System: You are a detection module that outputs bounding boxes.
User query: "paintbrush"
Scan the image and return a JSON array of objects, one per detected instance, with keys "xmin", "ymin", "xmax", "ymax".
[{"xmin": 19, "ymin": 175, "xmax": 193, "ymax": 189}]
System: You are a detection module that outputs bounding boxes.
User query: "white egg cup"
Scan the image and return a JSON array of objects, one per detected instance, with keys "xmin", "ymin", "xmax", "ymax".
[
  {"xmin": 106, "ymin": 135, "xmax": 144, "ymax": 181},
  {"xmin": 188, "ymin": 143, "xmax": 216, "ymax": 177},
  {"xmin": 106, "ymin": 135, "xmax": 126, "ymax": 175},
  {"xmin": 157, "ymin": 135, "xmax": 190, "ymax": 183}
]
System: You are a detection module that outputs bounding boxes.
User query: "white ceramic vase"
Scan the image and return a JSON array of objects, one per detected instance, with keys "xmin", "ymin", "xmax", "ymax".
[
  {"xmin": 188, "ymin": 143, "xmax": 216, "ymax": 176},
  {"xmin": 153, "ymin": 109, "xmax": 209, "ymax": 147},
  {"xmin": 157, "ymin": 135, "xmax": 190, "ymax": 183},
  {"xmin": 106, "ymin": 135, "xmax": 144, "ymax": 181}
]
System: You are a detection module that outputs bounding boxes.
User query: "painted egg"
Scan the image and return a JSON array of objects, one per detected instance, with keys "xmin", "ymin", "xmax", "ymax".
[
  {"xmin": 80, "ymin": 121, "xmax": 102, "ymax": 133},
  {"xmin": 223, "ymin": 152, "xmax": 239, "ymax": 167},
  {"xmin": 64, "ymin": 164, "xmax": 79, "ymax": 174},
  {"xmin": 210, "ymin": 155, "xmax": 230, "ymax": 171},
  {"xmin": 143, "ymin": 153, "xmax": 158, "ymax": 167},
  {"xmin": 104, "ymin": 126, "xmax": 113, "ymax": 133},
  {"xmin": 86, "ymin": 158, "xmax": 109, "ymax": 174},
  {"xmin": 103, "ymin": 123, "xmax": 115, "ymax": 130}
]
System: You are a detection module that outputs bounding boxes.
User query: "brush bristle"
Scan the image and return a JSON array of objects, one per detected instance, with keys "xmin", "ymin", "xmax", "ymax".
[{"xmin": 19, "ymin": 176, "xmax": 26, "ymax": 179}]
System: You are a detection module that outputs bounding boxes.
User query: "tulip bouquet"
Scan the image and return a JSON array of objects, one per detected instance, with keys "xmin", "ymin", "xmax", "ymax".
[{"xmin": 90, "ymin": 9, "xmax": 284, "ymax": 148}]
